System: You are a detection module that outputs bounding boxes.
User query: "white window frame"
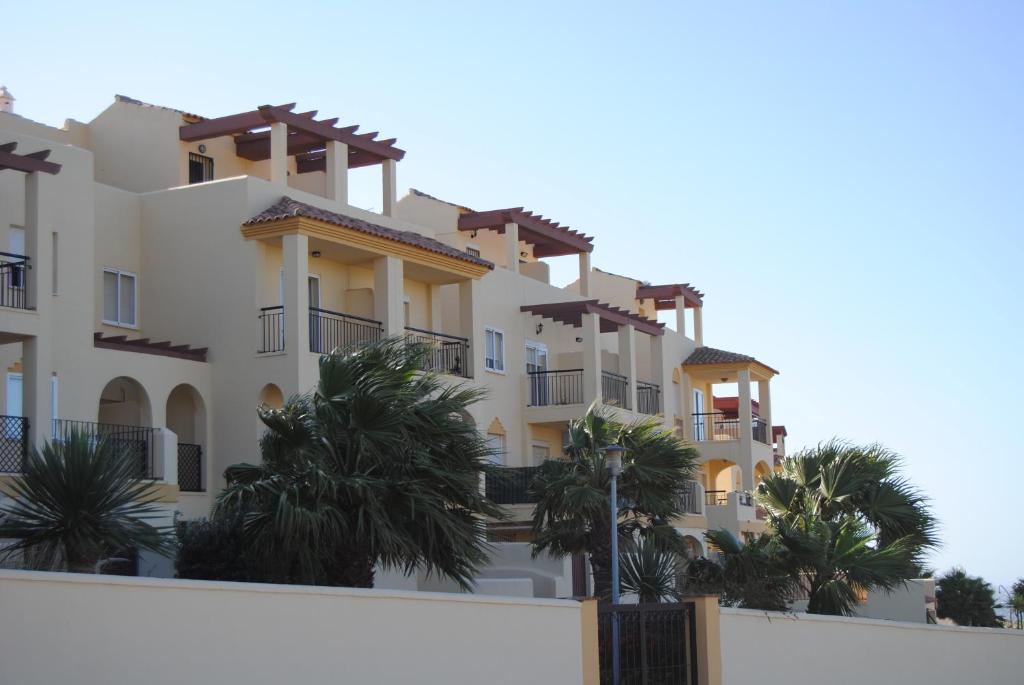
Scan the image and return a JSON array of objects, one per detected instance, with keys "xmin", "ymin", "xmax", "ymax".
[
  {"xmin": 485, "ymin": 432, "xmax": 506, "ymax": 465},
  {"xmin": 484, "ymin": 326, "xmax": 506, "ymax": 374},
  {"xmin": 531, "ymin": 440, "xmax": 551, "ymax": 466},
  {"xmin": 102, "ymin": 268, "xmax": 138, "ymax": 329}
]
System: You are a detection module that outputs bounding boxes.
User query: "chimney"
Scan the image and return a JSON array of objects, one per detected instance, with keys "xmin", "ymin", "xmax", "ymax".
[{"xmin": 0, "ymin": 86, "xmax": 14, "ymax": 114}]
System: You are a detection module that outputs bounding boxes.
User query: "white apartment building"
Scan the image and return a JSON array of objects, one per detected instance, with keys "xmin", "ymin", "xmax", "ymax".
[{"xmin": 0, "ymin": 91, "xmax": 785, "ymax": 585}]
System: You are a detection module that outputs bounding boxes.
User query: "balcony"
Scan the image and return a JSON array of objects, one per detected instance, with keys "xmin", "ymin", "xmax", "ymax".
[
  {"xmin": 404, "ymin": 326, "xmax": 471, "ymax": 378},
  {"xmin": 0, "ymin": 415, "xmax": 29, "ymax": 473},
  {"xmin": 0, "ymin": 253, "xmax": 29, "ymax": 311},
  {"xmin": 528, "ymin": 369, "xmax": 584, "ymax": 407},
  {"xmin": 677, "ymin": 480, "xmax": 703, "ymax": 515},
  {"xmin": 257, "ymin": 306, "xmax": 384, "ymax": 355},
  {"xmin": 52, "ymin": 419, "xmax": 157, "ymax": 479},
  {"xmin": 485, "ymin": 465, "xmax": 541, "ymax": 505},
  {"xmin": 637, "ymin": 381, "xmax": 661, "ymax": 415},
  {"xmin": 692, "ymin": 412, "xmax": 770, "ymax": 444},
  {"xmin": 601, "ymin": 371, "xmax": 629, "ymax": 409}
]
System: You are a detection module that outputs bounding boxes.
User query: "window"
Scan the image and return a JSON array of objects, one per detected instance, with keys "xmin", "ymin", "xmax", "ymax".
[
  {"xmin": 51, "ymin": 232, "xmax": 58, "ymax": 295},
  {"xmin": 50, "ymin": 375, "xmax": 58, "ymax": 439},
  {"xmin": 466, "ymin": 245, "xmax": 481, "ymax": 258},
  {"xmin": 485, "ymin": 433, "xmax": 505, "ymax": 465},
  {"xmin": 188, "ymin": 152, "xmax": 214, "ymax": 184},
  {"xmin": 103, "ymin": 268, "xmax": 137, "ymax": 327},
  {"xmin": 8, "ymin": 226, "xmax": 25, "ymax": 289},
  {"xmin": 531, "ymin": 441, "xmax": 550, "ymax": 466},
  {"xmin": 484, "ymin": 327, "xmax": 505, "ymax": 372}
]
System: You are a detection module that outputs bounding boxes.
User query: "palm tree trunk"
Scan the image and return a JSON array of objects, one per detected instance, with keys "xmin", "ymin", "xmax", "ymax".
[{"xmin": 590, "ymin": 535, "xmax": 613, "ymax": 601}]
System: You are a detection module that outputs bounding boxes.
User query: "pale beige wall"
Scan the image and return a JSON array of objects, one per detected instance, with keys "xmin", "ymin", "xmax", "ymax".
[
  {"xmin": 0, "ymin": 570, "xmax": 592, "ymax": 685},
  {"xmin": 720, "ymin": 608, "xmax": 1024, "ymax": 685}
]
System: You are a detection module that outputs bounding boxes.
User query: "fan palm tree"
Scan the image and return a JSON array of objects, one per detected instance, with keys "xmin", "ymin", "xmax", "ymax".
[
  {"xmin": 753, "ymin": 439, "xmax": 937, "ymax": 614},
  {"xmin": 530, "ymin": 405, "xmax": 698, "ymax": 599},
  {"xmin": 215, "ymin": 337, "xmax": 503, "ymax": 589},
  {"xmin": 935, "ymin": 567, "xmax": 1001, "ymax": 627},
  {"xmin": 0, "ymin": 431, "xmax": 171, "ymax": 573},
  {"xmin": 688, "ymin": 529, "xmax": 794, "ymax": 611},
  {"xmin": 619, "ymin": 537, "xmax": 685, "ymax": 603}
]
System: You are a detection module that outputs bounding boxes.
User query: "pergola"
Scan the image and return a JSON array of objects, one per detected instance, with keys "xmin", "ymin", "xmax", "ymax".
[
  {"xmin": 0, "ymin": 142, "xmax": 62, "ymax": 175},
  {"xmin": 636, "ymin": 282, "xmax": 705, "ymax": 343},
  {"xmin": 520, "ymin": 299, "xmax": 664, "ymax": 336},
  {"xmin": 179, "ymin": 103, "xmax": 405, "ymax": 211}
]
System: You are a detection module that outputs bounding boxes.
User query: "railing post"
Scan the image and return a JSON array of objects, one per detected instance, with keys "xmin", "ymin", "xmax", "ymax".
[{"xmin": 692, "ymin": 596, "xmax": 723, "ymax": 685}]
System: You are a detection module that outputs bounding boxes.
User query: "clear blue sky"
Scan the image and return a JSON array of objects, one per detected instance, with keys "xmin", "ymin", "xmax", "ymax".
[{"xmin": 7, "ymin": 1, "xmax": 1023, "ymax": 591}]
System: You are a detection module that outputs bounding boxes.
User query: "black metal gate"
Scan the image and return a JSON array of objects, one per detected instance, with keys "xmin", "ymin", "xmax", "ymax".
[{"xmin": 597, "ymin": 602, "xmax": 699, "ymax": 685}]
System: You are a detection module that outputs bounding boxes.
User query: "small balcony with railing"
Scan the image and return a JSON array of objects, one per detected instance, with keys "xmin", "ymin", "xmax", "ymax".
[
  {"xmin": 692, "ymin": 412, "xmax": 770, "ymax": 444},
  {"xmin": 404, "ymin": 326, "xmax": 470, "ymax": 378},
  {"xmin": 527, "ymin": 369, "xmax": 585, "ymax": 408},
  {"xmin": 0, "ymin": 253, "xmax": 30, "ymax": 312}
]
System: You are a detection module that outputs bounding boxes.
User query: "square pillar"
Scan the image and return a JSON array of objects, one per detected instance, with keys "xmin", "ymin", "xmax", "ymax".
[
  {"xmin": 680, "ymin": 371, "xmax": 694, "ymax": 442},
  {"xmin": 693, "ymin": 595, "xmax": 723, "ymax": 685},
  {"xmin": 374, "ymin": 255, "xmax": 404, "ymax": 337},
  {"xmin": 428, "ymin": 284, "xmax": 443, "ymax": 331},
  {"xmin": 154, "ymin": 428, "xmax": 178, "ymax": 484},
  {"xmin": 758, "ymin": 378, "xmax": 773, "ymax": 447},
  {"xmin": 674, "ymin": 295, "xmax": 687, "ymax": 337},
  {"xmin": 325, "ymin": 140, "xmax": 349, "ymax": 204},
  {"xmin": 693, "ymin": 306, "xmax": 704, "ymax": 346},
  {"xmin": 581, "ymin": 312, "xmax": 602, "ymax": 406},
  {"xmin": 650, "ymin": 333, "xmax": 669, "ymax": 416},
  {"xmin": 458, "ymin": 279, "xmax": 482, "ymax": 378},
  {"xmin": 737, "ymin": 368, "xmax": 754, "ymax": 491},
  {"xmin": 269, "ymin": 122, "xmax": 289, "ymax": 185},
  {"xmin": 504, "ymin": 222, "xmax": 520, "ymax": 274},
  {"xmin": 282, "ymin": 234, "xmax": 313, "ymax": 390},
  {"xmin": 578, "ymin": 252, "xmax": 592, "ymax": 297},
  {"xmin": 618, "ymin": 324, "xmax": 637, "ymax": 412},
  {"xmin": 23, "ymin": 172, "xmax": 53, "ymax": 448},
  {"xmin": 381, "ymin": 159, "xmax": 397, "ymax": 217}
]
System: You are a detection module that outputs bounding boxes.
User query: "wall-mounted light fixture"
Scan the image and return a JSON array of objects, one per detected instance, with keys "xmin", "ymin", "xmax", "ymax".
[
  {"xmin": 520, "ymin": 251, "xmax": 528, "ymax": 258},
  {"xmin": 535, "ymin": 323, "xmax": 544, "ymax": 335},
  {"xmin": 575, "ymin": 336, "xmax": 583, "ymax": 343},
  {"xmin": 198, "ymin": 144, "xmax": 207, "ymax": 154},
  {"xmin": 311, "ymin": 250, "xmax": 322, "ymax": 258},
  {"xmin": 471, "ymin": 230, "xmax": 478, "ymax": 239}
]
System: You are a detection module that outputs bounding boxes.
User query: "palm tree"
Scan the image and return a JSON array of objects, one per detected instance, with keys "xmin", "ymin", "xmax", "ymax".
[
  {"xmin": 687, "ymin": 529, "xmax": 794, "ymax": 611},
  {"xmin": 755, "ymin": 439, "xmax": 937, "ymax": 615},
  {"xmin": 619, "ymin": 538, "xmax": 684, "ymax": 603},
  {"xmin": 530, "ymin": 405, "xmax": 698, "ymax": 599},
  {"xmin": 215, "ymin": 338, "xmax": 503, "ymax": 588},
  {"xmin": 936, "ymin": 568, "xmax": 1001, "ymax": 627},
  {"xmin": 0, "ymin": 431, "xmax": 171, "ymax": 573}
]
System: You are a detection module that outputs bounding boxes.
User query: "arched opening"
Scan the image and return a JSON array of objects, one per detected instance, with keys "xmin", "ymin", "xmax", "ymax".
[
  {"xmin": 166, "ymin": 384, "xmax": 207, "ymax": 493},
  {"xmin": 703, "ymin": 459, "xmax": 740, "ymax": 506},
  {"xmin": 755, "ymin": 460, "xmax": 772, "ymax": 485},
  {"xmin": 259, "ymin": 383, "xmax": 284, "ymax": 410},
  {"xmin": 97, "ymin": 377, "xmax": 151, "ymax": 427},
  {"xmin": 681, "ymin": 535, "xmax": 704, "ymax": 560}
]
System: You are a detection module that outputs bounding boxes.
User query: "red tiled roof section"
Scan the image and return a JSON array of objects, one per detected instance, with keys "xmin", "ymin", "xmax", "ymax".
[
  {"xmin": 244, "ymin": 197, "xmax": 494, "ymax": 269},
  {"xmin": 684, "ymin": 346, "xmax": 779, "ymax": 374}
]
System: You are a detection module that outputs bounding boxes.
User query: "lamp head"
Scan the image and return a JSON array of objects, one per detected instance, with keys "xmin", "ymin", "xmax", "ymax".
[{"xmin": 602, "ymin": 444, "xmax": 624, "ymax": 475}]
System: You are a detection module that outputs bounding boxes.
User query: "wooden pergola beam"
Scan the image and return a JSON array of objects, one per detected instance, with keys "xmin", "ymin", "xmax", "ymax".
[
  {"xmin": 459, "ymin": 207, "xmax": 594, "ymax": 257},
  {"xmin": 520, "ymin": 299, "xmax": 664, "ymax": 336},
  {"xmin": 0, "ymin": 148, "xmax": 62, "ymax": 175},
  {"xmin": 178, "ymin": 103, "xmax": 296, "ymax": 141}
]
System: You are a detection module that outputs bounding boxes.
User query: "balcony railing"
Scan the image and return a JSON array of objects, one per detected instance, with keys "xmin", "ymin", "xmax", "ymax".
[
  {"xmin": 404, "ymin": 326, "xmax": 470, "ymax": 378},
  {"xmin": 601, "ymin": 371, "xmax": 629, "ymax": 409},
  {"xmin": 528, "ymin": 369, "xmax": 584, "ymax": 407},
  {"xmin": 53, "ymin": 419, "xmax": 156, "ymax": 479},
  {"xmin": 309, "ymin": 308, "xmax": 382, "ymax": 354},
  {"xmin": 177, "ymin": 443, "xmax": 203, "ymax": 492},
  {"xmin": 258, "ymin": 305, "xmax": 284, "ymax": 353},
  {"xmin": 0, "ymin": 415, "xmax": 29, "ymax": 473},
  {"xmin": 677, "ymin": 480, "xmax": 702, "ymax": 515},
  {"xmin": 0, "ymin": 252, "xmax": 29, "ymax": 310},
  {"xmin": 485, "ymin": 465, "xmax": 541, "ymax": 505},
  {"xmin": 692, "ymin": 412, "xmax": 771, "ymax": 443},
  {"xmin": 704, "ymin": 489, "xmax": 728, "ymax": 507},
  {"xmin": 636, "ymin": 381, "xmax": 661, "ymax": 415}
]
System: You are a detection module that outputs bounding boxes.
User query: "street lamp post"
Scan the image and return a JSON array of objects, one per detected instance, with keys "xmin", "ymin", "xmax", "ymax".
[{"xmin": 603, "ymin": 443, "xmax": 625, "ymax": 685}]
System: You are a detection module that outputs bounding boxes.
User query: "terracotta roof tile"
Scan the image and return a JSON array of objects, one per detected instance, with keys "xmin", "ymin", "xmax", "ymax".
[
  {"xmin": 244, "ymin": 197, "xmax": 494, "ymax": 269},
  {"xmin": 684, "ymin": 346, "xmax": 778, "ymax": 373}
]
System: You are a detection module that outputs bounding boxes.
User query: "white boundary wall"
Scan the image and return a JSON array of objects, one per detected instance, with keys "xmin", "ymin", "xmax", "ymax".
[
  {"xmin": 0, "ymin": 570, "xmax": 591, "ymax": 685},
  {"xmin": 720, "ymin": 607, "xmax": 1024, "ymax": 685}
]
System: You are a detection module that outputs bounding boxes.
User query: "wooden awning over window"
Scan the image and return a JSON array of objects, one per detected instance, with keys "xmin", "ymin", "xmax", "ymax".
[
  {"xmin": 179, "ymin": 103, "xmax": 405, "ymax": 171},
  {"xmin": 458, "ymin": 208, "xmax": 594, "ymax": 258},
  {"xmin": 521, "ymin": 300, "xmax": 664, "ymax": 336},
  {"xmin": 0, "ymin": 142, "xmax": 61, "ymax": 175}
]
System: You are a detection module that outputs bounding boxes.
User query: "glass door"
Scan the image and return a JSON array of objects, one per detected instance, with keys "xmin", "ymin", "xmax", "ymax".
[
  {"xmin": 526, "ymin": 342, "xmax": 548, "ymax": 406},
  {"xmin": 308, "ymin": 275, "xmax": 322, "ymax": 352}
]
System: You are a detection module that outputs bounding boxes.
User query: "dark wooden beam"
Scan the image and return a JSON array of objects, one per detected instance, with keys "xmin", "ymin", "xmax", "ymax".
[
  {"xmin": 0, "ymin": 142, "xmax": 17, "ymax": 153},
  {"xmin": 178, "ymin": 103, "xmax": 295, "ymax": 141},
  {"xmin": 0, "ymin": 150, "xmax": 62, "ymax": 174}
]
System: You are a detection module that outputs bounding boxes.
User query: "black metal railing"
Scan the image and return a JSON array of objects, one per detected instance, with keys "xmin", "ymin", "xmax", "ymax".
[
  {"xmin": 309, "ymin": 307, "xmax": 382, "ymax": 354},
  {"xmin": 0, "ymin": 415, "xmax": 29, "ymax": 473},
  {"xmin": 598, "ymin": 602, "xmax": 699, "ymax": 685},
  {"xmin": 404, "ymin": 326, "xmax": 470, "ymax": 378},
  {"xmin": 0, "ymin": 252, "xmax": 29, "ymax": 310},
  {"xmin": 677, "ymin": 480, "xmax": 702, "ymax": 515},
  {"xmin": 258, "ymin": 305, "xmax": 284, "ymax": 353},
  {"xmin": 485, "ymin": 465, "xmax": 541, "ymax": 505},
  {"xmin": 177, "ymin": 443, "xmax": 203, "ymax": 492},
  {"xmin": 752, "ymin": 416, "xmax": 769, "ymax": 444},
  {"xmin": 692, "ymin": 412, "xmax": 738, "ymax": 441},
  {"xmin": 705, "ymin": 489, "xmax": 728, "ymax": 507},
  {"xmin": 601, "ymin": 371, "xmax": 629, "ymax": 409},
  {"xmin": 528, "ymin": 369, "xmax": 584, "ymax": 407},
  {"xmin": 637, "ymin": 381, "xmax": 661, "ymax": 415},
  {"xmin": 53, "ymin": 420, "xmax": 156, "ymax": 479}
]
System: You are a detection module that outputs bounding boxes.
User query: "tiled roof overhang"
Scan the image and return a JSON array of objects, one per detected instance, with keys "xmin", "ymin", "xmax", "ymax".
[
  {"xmin": 636, "ymin": 283, "xmax": 704, "ymax": 309},
  {"xmin": 520, "ymin": 299, "xmax": 664, "ymax": 336},
  {"xmin": 683, "ymin": 346, "xmax": 779, "ymax": 376},
  {"xmin": 458, "ymin": 208, "xmax": 594, "ymax": 258},
  {"xmin": 179, "ymin": 103, "xmax": 405, "ymax": 170}
]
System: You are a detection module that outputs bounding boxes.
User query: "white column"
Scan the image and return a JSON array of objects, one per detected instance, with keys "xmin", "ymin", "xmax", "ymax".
[
  {"xmin": 618, "ymin": 324, "xmax": 637, "ymax": 412},
  {"xmin": 504, "ymin": 222, "xmax": 520, "ymax": 274},
  {"xmin": 270, "ymin": 122, "xmax": 288, "ymax": 185},
  {"xmin": 675, "ymin": 295, "xmax": 687, "ymax": 337},
  {"xmin": 428, "ymin": 284, "xmax": 443, "ymax": 331},
  {"xmin": 154, "ymin": 428, "xmax": 178, "ymax": 484},
  {"xmin": 23, "ymin": 172, "xmax": 53, "ymax": 448},
  {"xmin": 374, "ymin": 255, "xmax": 404, "ymax": 337},
  {"xmin": 582, "ymin": 312, "xmax": 602, "ymax": 406},
  {"xmin": 738, "ymin": 368, "xmax": 754, "ymax": 491},
  {"xmin": 325, "ymin": 140, "xmax": 348, "ymax": 204},
  {"xmin": 758, "ymin": 378, "xmax": 772, "ymax": 446},
  {"xmin": 578, "ymin": 252, "xmax": 592, "ymax": 296},
  {"xmin": 381, "ymin": 159, "xmax": 397, "ymax": 216},
  {"xmin": 458, "ymin": 279, "xmax": 481, "ymax": 378},
  {"xmin": 650, "ymin": 333, "xmax": 669, "ymax": 416},
  {"xmin": 693, "ymin": 306, "xmax": 704, "ymax": 346},
  {"xmin": 282, "ymin": 233, "xmax": 315, "ymax": 393},
  {"xmin": 680, "ymin": 371, "xmax": 694, "ymax": 442}
]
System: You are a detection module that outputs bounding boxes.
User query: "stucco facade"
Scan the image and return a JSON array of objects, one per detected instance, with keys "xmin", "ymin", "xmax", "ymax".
[{"xmin": 0, "ymin": 93, "xmax": 786, "ymax": 585}]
